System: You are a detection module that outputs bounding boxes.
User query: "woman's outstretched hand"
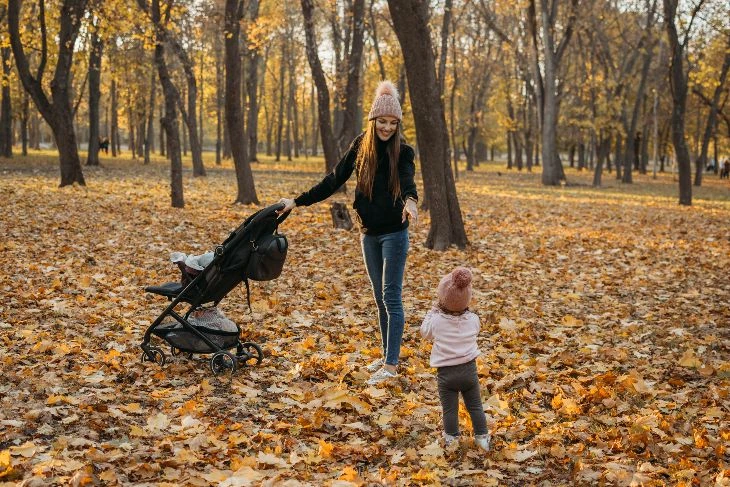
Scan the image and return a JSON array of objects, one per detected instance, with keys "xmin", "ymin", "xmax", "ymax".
[
  {"xmin": 277, "ymin": 198, "xmax": 296, "ymax": 214},
  {"xmin": 402, "ymin": 198, "xmax": 418, "ymax": 225}
]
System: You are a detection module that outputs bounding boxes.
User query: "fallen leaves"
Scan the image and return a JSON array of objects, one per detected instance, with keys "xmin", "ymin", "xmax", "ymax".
[{"xmin": 1, "ymin": 156, "xmax": 729, "ymax": 485}]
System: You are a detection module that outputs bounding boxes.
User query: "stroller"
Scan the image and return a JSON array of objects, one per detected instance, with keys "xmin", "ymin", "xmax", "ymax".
[{"xmin": 140, "ymin": 203, "xmax": 289, "ymax": 375}]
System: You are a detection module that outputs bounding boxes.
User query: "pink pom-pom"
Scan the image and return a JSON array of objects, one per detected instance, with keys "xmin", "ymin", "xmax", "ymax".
[
  {"xmin": 451, "ymin": 267, "xmax": 472, "ymax": 289},
  {"xmin": 375, "ymin": 80, "xmax": 399, "ymax": 99}
]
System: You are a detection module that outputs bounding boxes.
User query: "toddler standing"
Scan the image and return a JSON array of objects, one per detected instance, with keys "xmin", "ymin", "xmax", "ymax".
[{"xmin": 420, "ymin": 267, "xmax": 490, "ymax": 451}]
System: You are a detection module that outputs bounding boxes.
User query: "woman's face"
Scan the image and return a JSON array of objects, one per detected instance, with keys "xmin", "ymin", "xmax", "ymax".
[{"xmin": 375, "ymin": 116, "xmax": 399, "ymax": 142}]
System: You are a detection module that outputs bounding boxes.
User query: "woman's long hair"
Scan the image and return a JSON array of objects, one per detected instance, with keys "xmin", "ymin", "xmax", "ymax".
[{"xmin": 355, "ymin": 120, "xmax": 402, "ymax": 202}]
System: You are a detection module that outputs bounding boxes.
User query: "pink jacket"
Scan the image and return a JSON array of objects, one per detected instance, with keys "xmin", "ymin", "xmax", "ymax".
[{"xmin": 420, "ymin": 308, "xmax": 480, "ymax": 368}]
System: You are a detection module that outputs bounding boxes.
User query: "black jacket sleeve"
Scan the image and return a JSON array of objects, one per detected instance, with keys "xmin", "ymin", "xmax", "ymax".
[
  {"xmin": 294, "ymin": 137, "xmax": 360, "ymax": 207},
  {"xmin": 399, "ymin": 144, "xmax": 418, "ymax": 202}
]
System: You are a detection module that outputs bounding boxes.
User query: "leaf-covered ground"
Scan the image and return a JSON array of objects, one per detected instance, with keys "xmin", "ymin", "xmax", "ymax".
[{"xmin": 1, "ymin": 153, "xmax": 729, "ymax": 486}]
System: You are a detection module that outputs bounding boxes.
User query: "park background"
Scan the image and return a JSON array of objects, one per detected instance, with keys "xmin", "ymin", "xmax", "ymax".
[{"xmin": 0, "ymin": 0, "xmax": 729, "ymax": 485}]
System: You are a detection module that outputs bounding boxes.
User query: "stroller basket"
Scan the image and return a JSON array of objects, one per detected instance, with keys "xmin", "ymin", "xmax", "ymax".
[
  {"xmin": 139, "ymin": 203, "xmax": 289, "ymax": 375},
  {"xmin": 153, "ymin": 324, "xmax": 240, "ymax": 354}
]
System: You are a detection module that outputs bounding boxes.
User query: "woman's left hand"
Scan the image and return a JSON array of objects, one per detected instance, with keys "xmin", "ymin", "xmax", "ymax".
[{"xmin": 402, "ymin": 198, "xmax": 418, "ymax": 225}]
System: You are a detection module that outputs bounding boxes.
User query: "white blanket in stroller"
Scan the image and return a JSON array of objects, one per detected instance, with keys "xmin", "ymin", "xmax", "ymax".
[{"xmin": 170, "ymin": 251, "xmax": 214, "ymax": 271}]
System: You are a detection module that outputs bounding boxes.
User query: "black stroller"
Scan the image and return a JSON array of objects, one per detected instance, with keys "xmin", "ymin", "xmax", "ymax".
[{"xmin": 140, "ymin": 203, "xmax": 289, "ymax": 375}]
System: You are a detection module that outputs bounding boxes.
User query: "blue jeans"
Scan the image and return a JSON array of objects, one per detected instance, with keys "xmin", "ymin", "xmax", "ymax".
[{"xmin": 361, "ymin": 228, "xmax": 409, "ymax": 366}]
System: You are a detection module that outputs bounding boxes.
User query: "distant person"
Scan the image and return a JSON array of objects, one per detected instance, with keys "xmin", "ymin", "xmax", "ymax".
[
  {"xmin": 99, "ymin": 136, "xmax": 110, "ymax": 155},
  {"xmin": 420, "ymin": 267, "xmax": 490, "ymax": 452},
  {"xmin": 706, "ymin": 157, "xmax": 716, "ymax": 172},
  {"xmin": 721, "ymin": 159, "xmax": 730, "ymax": 180}
]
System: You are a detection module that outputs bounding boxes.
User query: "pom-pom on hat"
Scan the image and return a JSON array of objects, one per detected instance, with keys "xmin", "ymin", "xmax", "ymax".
[
  {"xmin": 368, "ymin": 80, "xmax": 403, "ymax": 121},
  {"xmin": 437, "ymin": 267, "xmax": 473, "ymax": 313}
]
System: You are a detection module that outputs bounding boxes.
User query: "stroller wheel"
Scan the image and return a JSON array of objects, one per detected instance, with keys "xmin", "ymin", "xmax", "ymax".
[
  {"xmin": 210, "ymin": 351, "xmax": 237, "ymax": 375},
  {"xmin": 237, "ymin": 342, "xmax": 264, "ymax": 367},
  {"xmin": 141, "ymin": 347, "xmax": 166, "ymax": 366}
]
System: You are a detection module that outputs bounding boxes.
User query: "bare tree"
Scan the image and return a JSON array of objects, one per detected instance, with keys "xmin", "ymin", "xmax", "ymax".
[
  {"xmin": 141, "ymin": 0, "xmax": 183, "ymax": 207},
  {"xmin": 8, "ymin": 0, "xmax": 88, "ymax": 186},
  {"xmin": 224, "ymin": 0, "xmax": 258, "ymax": 204},
  {"xmin": 86, "ymin": 21, "xmax": 103, "ymax": 166},
  {"xmin": 526, "ymin": 0, "xmax": 579, "ymax": 185},
  {"xmin": 663, "ymin": 0, "xmax": 705, "ymax": 205},
  {"xmin": 694, "ymin": 43, "xmax": 730, "ymax": 185},
  {"xmin": 301, "ymin": 0, "xmax": 339, "ymax": 171},
  {"xmin": 387, "ymin": 0, "xmax": 467, "ymax": 250}
]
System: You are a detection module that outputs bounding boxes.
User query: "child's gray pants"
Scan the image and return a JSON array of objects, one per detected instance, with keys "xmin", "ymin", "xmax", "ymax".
[{"xmin": 437, "ymin": 359, "xmax": 488, "ymax": 436}]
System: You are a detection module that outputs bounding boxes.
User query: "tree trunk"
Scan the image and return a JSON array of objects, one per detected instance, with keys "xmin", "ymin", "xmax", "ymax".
[
  {"xmin": 387, "ymin": 0, "xmax": 467, "ymax": 250},
  {"xmin": 301, "ymin": 0, "xmax": 339, "ymax": 171},
  {"xmin": 275, "ymin": 37, "xmax": 286, "ymax": 162},
  {"xmin": 622, "ymin": 44, "xmax": 654, "ymax": 183},
  {"xmin": 245, "ymin": 0, "xmax": 261, "ymax": 163},
  {"xmin": 285, "ymin": 35, "xmax": 296, "ymax": 160},
  {"xmin": 593, "ymin": 132, "xmax": 611, "ymax": 187},
  {"xmin": 694, "ymin": 48, "xmax": 730, "ymax": 186},
  {"xmin": 437, "ymin": 0, "xmax": 452, "ymax": 95},
  {"xmin": 367, "ymin": 0, "xmax": 387, "ymax": 80},
  {"xmin": 215, "ymin": 31, "xmax": 223, "ymax": 165},
  {"xmin": 8, "ymin": 0, "xmax": 88, "ymax": 185},
  {"xmin": 663, "ymin": 0, "xmax": 692, "ymax": 205},
  {"xmin": 145, "ymin": 69, "xmax": 155, "ymax": 164},
  {"xmin": 0, "ymin": 46, "xmax": 13, "ymax": 158},
  {"xmin": 310, "ymin": 81, "xmax": 318, "ymax": 156},
  {"xmin": 532, "ymin": 0, "xmax": 577, "ymax": 186},
  {"xmin": 614, "ymin": 132, "xmax": 622, "ymax": 179},
  {"xmin": 143, "ymin": 0, "xmax": 183, "ymax": 207},
  {"xmin": 20, "ymin": 88, "xmax": 29, "ymax": 156},
  {"xmin": 127, "ymin": 88, "xmax": 136, "ymax": 159},
  {"xmin": 110, "ymin": 78, "xmax": 118, "ymax": 157},
  {"xmin": 224, "ymin": 0, "xmax": 258, "ymax": 204},
  {"xmin": 158, "ymin": 101, "xmax": 165, "ymax": 157},
  {"xmin": 336, "ymin": 0, "xmax": 365, "ymax": 154},
  {"xmin": 86, "ymin": 29, "xmax": 103, "ymax": 165}
]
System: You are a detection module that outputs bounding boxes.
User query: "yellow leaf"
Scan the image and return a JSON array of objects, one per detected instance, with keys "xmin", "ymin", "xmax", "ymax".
[
  {"xmin": 411, "ymin": 469, "xmax": 437, "ymax": 482},
  {"xmin": 318, "ymin": 439, "xmax": 334, "ymax": 459},
  {"xmin": 560, "ymin": 398, "xmax": 581, "ymax": 416},
  {"xmin": 561, "ymin": 314, "xmax": 583, "ymax": 327},
  {"xmin": 339, "ymin": 466, "xmax": 359, "ymax": 481},
  {"xmin": 551, "ymin": 394, "xmax": 563, "ymax": 410},
  {"xmin": 679, "ymin": 349, "xmax": 701, "ymax": 368},
  {"xmin": 120, "ymin": 403, "xmax": 142, "ymax": 414},
  {"xmin": 0, "ymin": 450, "xmax": 12, "ymax": 479}
]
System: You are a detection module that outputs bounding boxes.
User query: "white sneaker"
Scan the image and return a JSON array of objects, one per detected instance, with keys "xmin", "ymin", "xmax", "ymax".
[
  {"xmin": 443, "ymin": 433, "xmax": 459, "ymax": 446},
  {"xmin": 366, "ymin": 367, "xmax": 398, "ymax": 385},
  {"xmin": 475, "ymin": 433, "xmax": 491, "ymax": 452},
  {"xmin": 364, "ymin": 358, "xmax": 384, "ymax": 372}
]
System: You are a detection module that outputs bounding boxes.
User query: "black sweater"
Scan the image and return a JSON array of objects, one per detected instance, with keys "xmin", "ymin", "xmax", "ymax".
[{"xmin": 294, "ymin": 134, "xmax": 418, "ymax": 235}]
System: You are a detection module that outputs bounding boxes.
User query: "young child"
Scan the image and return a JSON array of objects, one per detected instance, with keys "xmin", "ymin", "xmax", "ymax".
[{"xmin": 420, "ymin": 267, "xmax": 490, "ymax": 451}]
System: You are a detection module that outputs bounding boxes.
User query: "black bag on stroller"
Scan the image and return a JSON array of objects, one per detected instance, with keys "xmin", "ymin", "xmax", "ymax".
[{"xmin": 140, "ymin": 203, "xmax": 289, "ymax": 375}]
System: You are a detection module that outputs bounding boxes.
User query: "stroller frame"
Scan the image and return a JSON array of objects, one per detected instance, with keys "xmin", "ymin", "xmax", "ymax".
[{"xmin": 140, "ymin": 203, "xmax": 287, "ymax": 375}]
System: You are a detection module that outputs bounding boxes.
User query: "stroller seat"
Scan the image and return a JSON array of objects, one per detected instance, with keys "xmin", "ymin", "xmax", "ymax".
[{"xmin": 145, "ymin": 282, "xmax": 183, "ymax": 298}]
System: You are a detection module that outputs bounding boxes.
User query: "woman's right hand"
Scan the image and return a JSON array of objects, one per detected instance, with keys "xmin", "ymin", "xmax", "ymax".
[{"xmin": 277, "ymin": 198, "xmax": 296, "ymax": 214}]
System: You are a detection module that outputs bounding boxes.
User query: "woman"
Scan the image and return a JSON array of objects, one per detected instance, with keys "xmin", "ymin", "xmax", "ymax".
[{"xmin": 278, "ymin": 81, "xmax": 418, "ymax": 385}]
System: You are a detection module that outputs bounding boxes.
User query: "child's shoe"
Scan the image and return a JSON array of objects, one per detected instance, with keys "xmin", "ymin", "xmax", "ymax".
[
  {"xmin": 443, "ymin": 433, "xmax": 459, "ymax": 446},
  {"xmin": 475, "ymin": 433, "xmax": 491, "ymax": 452}
]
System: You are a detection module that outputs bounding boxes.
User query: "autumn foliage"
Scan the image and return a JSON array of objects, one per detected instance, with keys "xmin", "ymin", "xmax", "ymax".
[{"xmin": 1, "ymin": 154, "xmax": 729, "ymax": 485}]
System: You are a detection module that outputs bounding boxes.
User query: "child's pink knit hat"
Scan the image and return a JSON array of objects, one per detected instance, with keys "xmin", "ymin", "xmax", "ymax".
[
  {"xmin": 368, "ymin": 81, "xmax": 402, "ymax": 121},
  {"xmin": 437, "ymin": 267, "xmax": 473, "ymax": 312}
]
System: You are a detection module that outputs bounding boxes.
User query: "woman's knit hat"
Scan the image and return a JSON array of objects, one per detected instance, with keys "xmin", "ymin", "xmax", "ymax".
[
  {"xmin": 437, "ymin": 267, "xmax": 473, "ymax": 313},
  {"xmin": 368, "ymin": 80, "xmax": 402, "ymax": 121}
]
